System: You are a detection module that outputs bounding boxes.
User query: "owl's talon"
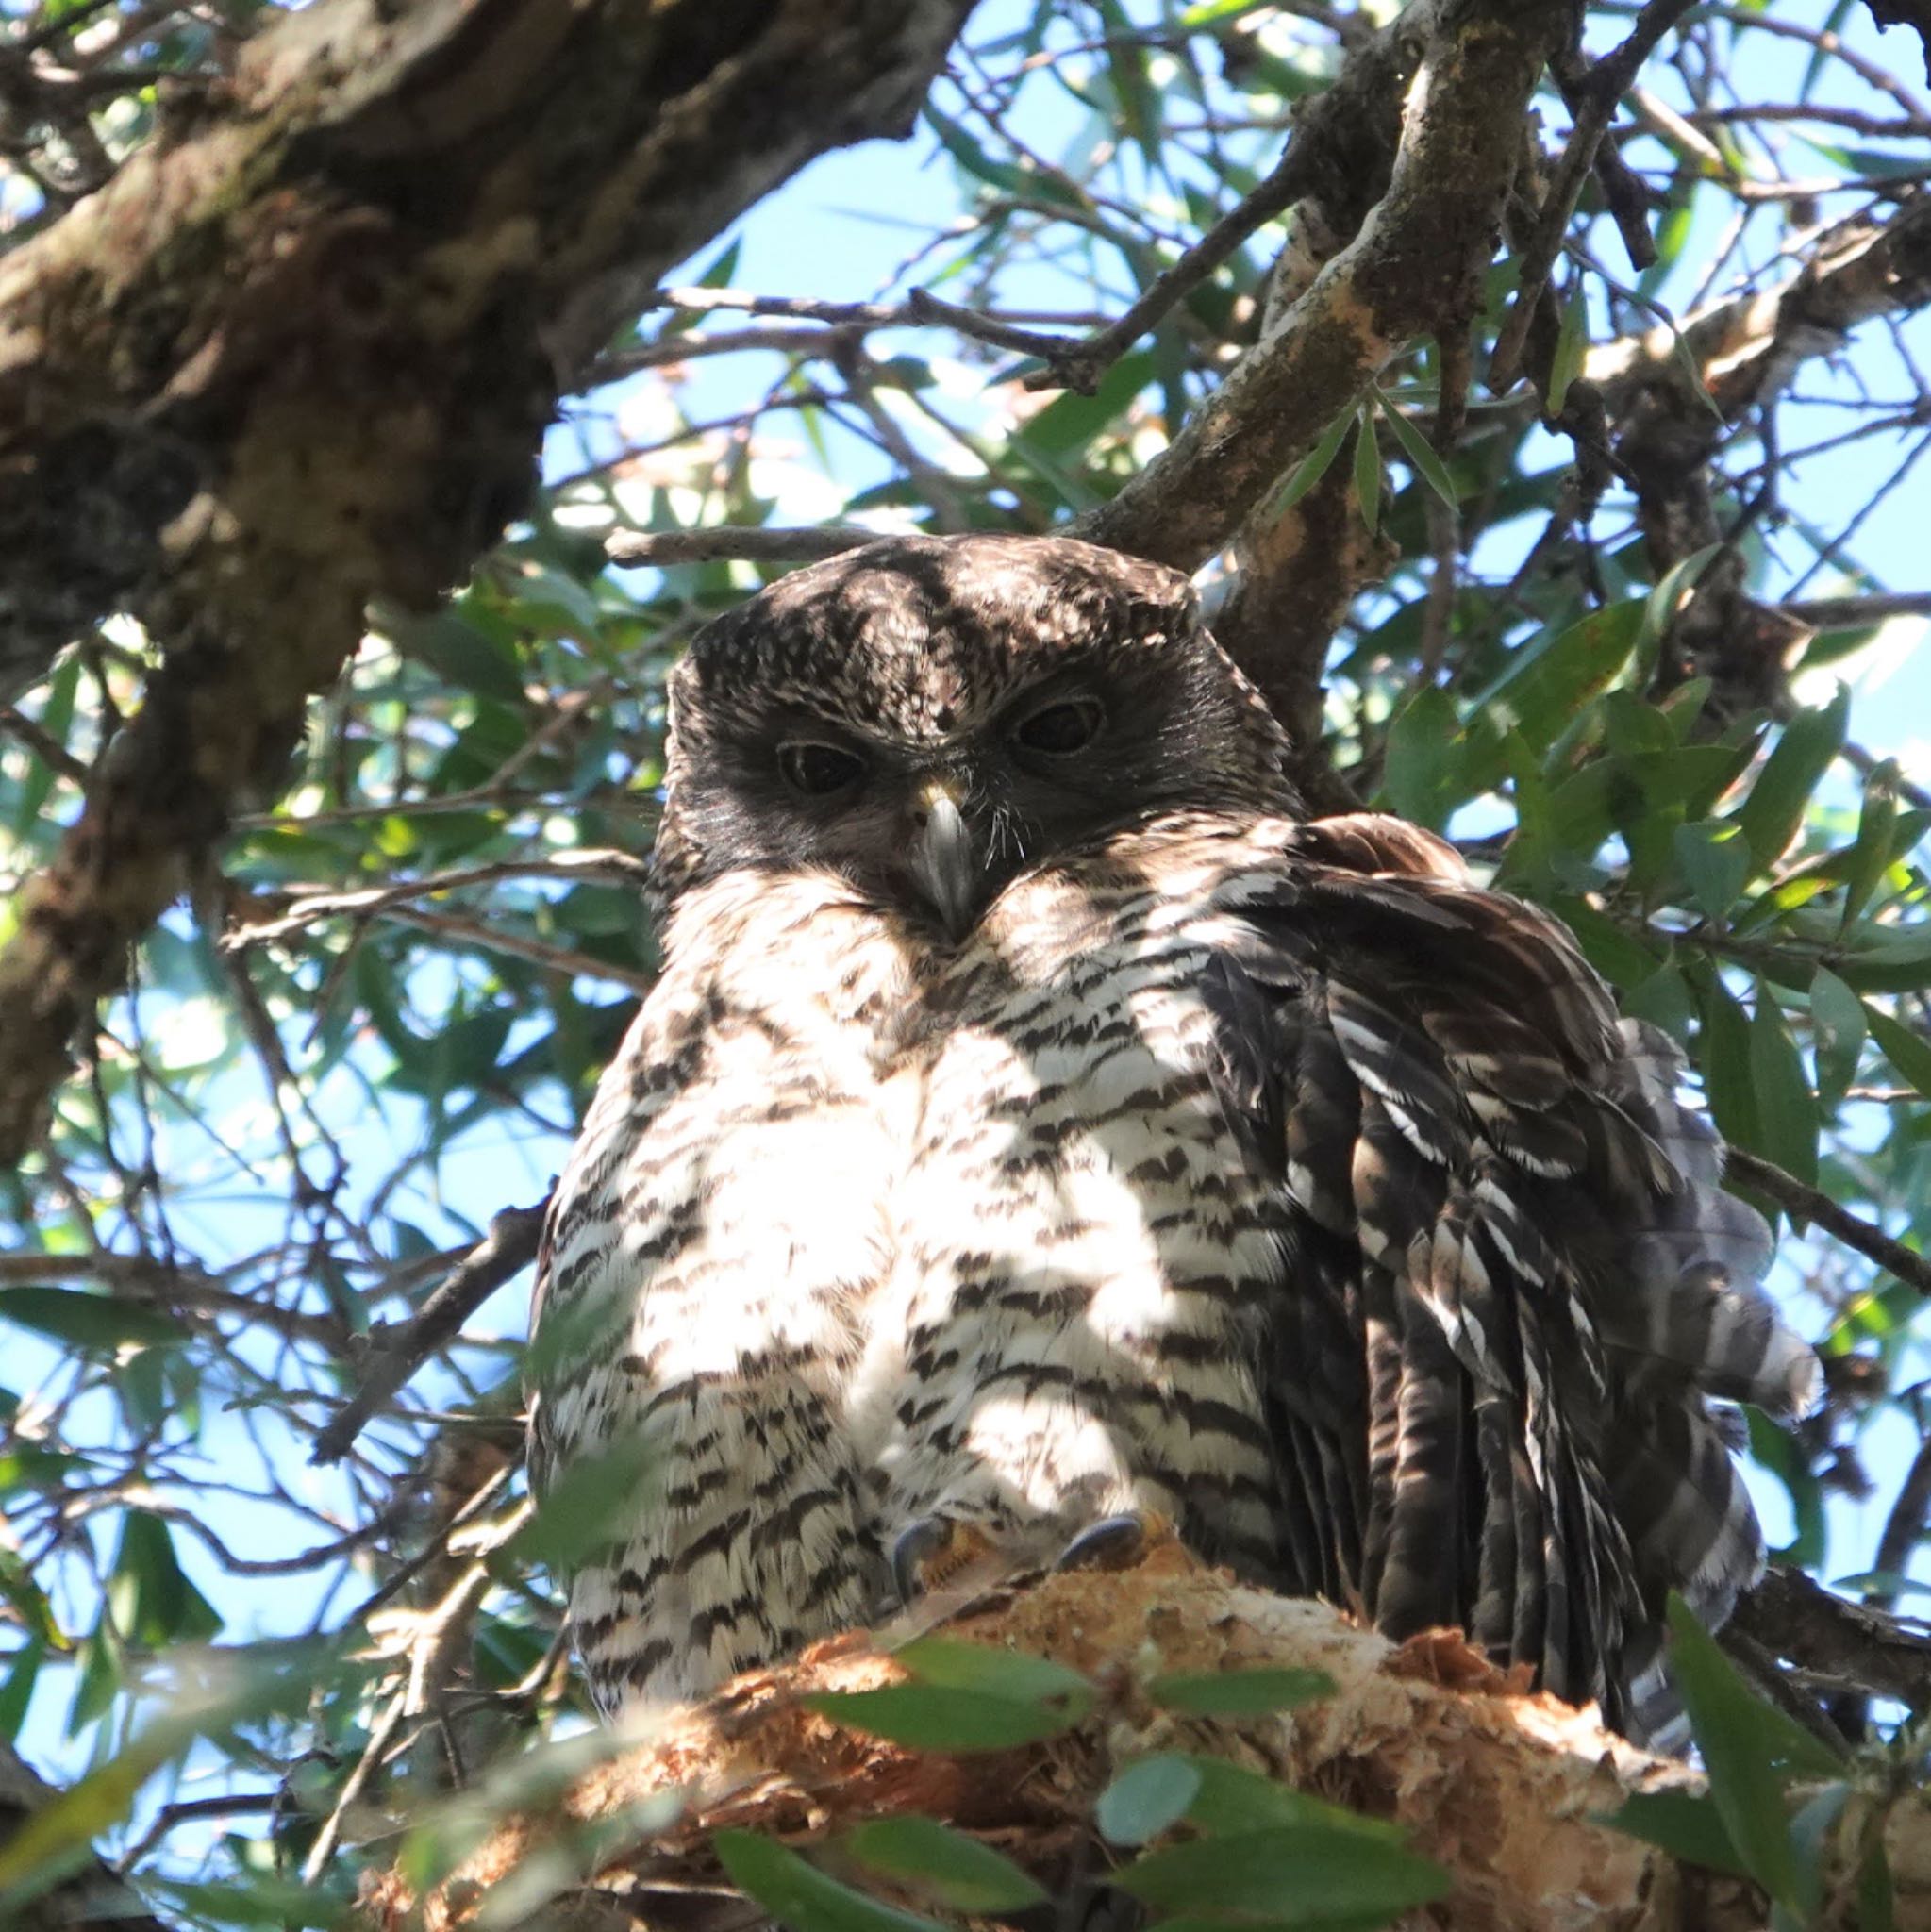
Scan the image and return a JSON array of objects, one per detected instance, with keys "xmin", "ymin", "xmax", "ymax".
[
  {"xmin": 890, "ymin": 1515, "xmax": 998, "ymax": 1605},
  {"xmin": 1055, "ymin": 1510, "xmax": 1166, "ymax": 1574}
]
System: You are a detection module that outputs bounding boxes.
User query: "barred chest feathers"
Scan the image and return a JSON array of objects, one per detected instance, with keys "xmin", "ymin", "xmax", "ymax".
[{"xmin": 535, "ymin": 819, "xmax": 1296, "ymax": 1712}]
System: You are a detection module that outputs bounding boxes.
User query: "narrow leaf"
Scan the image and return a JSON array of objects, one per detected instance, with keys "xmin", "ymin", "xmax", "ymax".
[
  {"xmin": 1735, "ymin": 685, "xmax": 1849, "ymax": 867},
  {"xmin": 805, "ymin": 1684, "xmax": 1082, "ymax": 1753},
  {"xmin": 1547, "ymin": 280, "xmax": 1589, "ymax": 414},
  {"xmin": 1144, "ymin": 1665, "xmax": 1335, "ymax": 1716},
  {"xmin": 1748, "ymin": 981, "xmax": 1818, "ymax": 1191},
  {"xmin": 1351, "ymin": 402, "xmax": 1381, "ymax": 535},
  {"xmin": 1378, "ymin": 398, "xmax": 1459, "ymax": 507},
  {"xmin": 844, "ymin": 1818, "xmax": 1046, "ymax": 1912},
  {"xmin": 1267, "ymin": 404, "xmax": 1356, "ymax": 518},
  {"xmin": 1809, "ymin": 967, "xmax": 1866, "ymax": 1109},
  {"xmin": 715, "ymin": 1831, "xmax": 945, "ymax": 1932},
  {"xmin": 1116, "ymin": 1824, "xmax": 1448, "ymax": 1920}
]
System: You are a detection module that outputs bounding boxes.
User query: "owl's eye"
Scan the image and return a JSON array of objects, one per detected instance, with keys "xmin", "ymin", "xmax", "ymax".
[
  {"xmin": 778, "ymin": 741, "xmax": 866, "ymax": 797},
  {"xmin": 1013, "ymin": 696, "xmax": 1104, "ymax": 756}
]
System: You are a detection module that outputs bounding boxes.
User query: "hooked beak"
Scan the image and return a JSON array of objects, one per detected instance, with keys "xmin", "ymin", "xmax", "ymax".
[{"xmin": 907, "ymin": 775, "xmax": 980, "ymax": 941}]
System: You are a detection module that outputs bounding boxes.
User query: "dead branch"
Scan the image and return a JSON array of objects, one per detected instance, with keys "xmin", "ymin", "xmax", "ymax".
[{"xmin": 311, "ymin": 1200, "xmax": 549, "ymax": 1466}]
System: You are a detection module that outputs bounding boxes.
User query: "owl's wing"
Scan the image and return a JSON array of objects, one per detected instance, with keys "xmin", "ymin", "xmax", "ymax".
[{"xmin": 1207, "ymin": 812, "xmax": 1817, "ymax": 1743}]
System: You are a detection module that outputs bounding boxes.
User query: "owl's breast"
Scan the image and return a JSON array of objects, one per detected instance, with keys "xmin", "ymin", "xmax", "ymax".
[{"xmin": 851, "ymin": 857, "xmax": 1289, "ymax": 1569}]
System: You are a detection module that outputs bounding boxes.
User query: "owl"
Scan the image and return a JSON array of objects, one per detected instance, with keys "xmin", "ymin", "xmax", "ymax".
[{"xmin": 528, "ymin": 534, "xmax": 1818, "ymax": 1744}]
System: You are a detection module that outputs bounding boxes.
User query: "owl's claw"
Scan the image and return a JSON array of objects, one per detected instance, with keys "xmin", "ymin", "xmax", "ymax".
[
  {"xmin": 890, "ymin": 1514, "xmax": 999, "ymax": 1606},
  {"xmin": 1055, "ymin": 1509, "xmax": 1168, "ymax": 1574}
]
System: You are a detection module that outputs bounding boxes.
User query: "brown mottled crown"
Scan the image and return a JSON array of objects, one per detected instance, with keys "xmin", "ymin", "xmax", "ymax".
[{"xmin": 652, "ymin": 534, "xmax": 1298, "ymax": 899}]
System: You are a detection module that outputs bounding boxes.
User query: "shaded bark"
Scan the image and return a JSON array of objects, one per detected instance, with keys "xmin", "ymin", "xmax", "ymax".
[{"xmin": 0, "ymin": 0, "xmax": 976, "ymax": 1162}]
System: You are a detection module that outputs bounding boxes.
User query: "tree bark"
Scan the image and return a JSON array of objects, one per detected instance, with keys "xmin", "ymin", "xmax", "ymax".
[
  {"xmin": 0, "ymin": 0, "xmax": 976, "ymax": 1162},
  {"xmin": 356, "ymin": 1548, "xmax": 1931, "ymax": 1932}
]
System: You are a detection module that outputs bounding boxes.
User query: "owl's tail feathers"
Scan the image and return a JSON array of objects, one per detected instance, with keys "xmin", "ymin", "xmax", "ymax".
[
  {"xmin": 1606, "ymin": 1392, "xmax": 1771, "ymax": 1753},
  {"xmin": 1600, "ymin": 1018, "xmax": 1823, "ymax": 1422}
]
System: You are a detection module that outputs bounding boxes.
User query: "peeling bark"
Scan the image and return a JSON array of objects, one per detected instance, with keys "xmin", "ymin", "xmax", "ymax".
[
  {"xmin": 355, "ymin": 1549, "xmax": 1922, "ymax": 1932},
  {"xmin": 0, "ymin": 0, "xmax": 975, "ymax": 1162}
]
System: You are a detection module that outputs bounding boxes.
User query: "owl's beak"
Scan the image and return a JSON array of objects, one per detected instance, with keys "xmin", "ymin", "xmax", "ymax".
[{"xmin": 907, "ymin": 775, "xmax": 981, "ymax": 941}]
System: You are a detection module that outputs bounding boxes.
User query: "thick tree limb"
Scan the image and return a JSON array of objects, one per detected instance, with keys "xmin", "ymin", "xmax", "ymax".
[
  {"xmin": 354, "ymin": 1545, "xmax": 1931, "ymax": 1932},
  {"xmin": 0, "ymin": 0, "xmax": 976, "ymax": 1163},
  {"xmin": 1076, "ymin": 0, "xmax": 1564, "ymax": 574}
]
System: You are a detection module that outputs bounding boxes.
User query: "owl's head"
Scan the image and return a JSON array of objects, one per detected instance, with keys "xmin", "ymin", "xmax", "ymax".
[{"xmin": 653, "ymin": 534, "xmax": 1297, "ymax": 938}]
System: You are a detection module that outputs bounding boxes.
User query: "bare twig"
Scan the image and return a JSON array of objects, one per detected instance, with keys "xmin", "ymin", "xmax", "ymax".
[
  {"xmin": 1787, "ymin": 591, "xmax": 1931, "ymax": 629},
  {"xmin": 1021, "ymin": 138, "xmax": 1323, "ymax": 395},
  {"xmin": 373, "ymin": 905, "xmax": 657, "ymax": 992},
  {"xmin": 1732, "ymin": 1564, "xmax": 1931, "ymax": 1711},
  {"xmin": 1725, "ymin": 1147, "xmax": 1931, "ymax": 1298},
  {"xmin": 0, "ymin": 703, "xmax": 89, "ymax": 784},
  {"xmin": 634, "ymin": 285, "xmax": 1078, "ymax": 359},
  {"xmin": 224, "ymin": 850, "xmax": 654, "ymax": 950},
  {"xmin": 1490, "ymin": 0, "xmax": 1698, "ymax": 388},
  {"xmin": 606, "ymin": 524, "xmax": 887, "ymax": 569},
  {"xmin": 311, "ymin": 1201, "xmax": 551, "ymax": 1465}
]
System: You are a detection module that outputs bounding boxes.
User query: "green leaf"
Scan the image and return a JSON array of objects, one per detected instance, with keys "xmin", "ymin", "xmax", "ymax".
[
  {"xmin": 1748, "ymin": 981, "xmax": 1818, "ymax": 1191},
  {"xmin": 1176, "ymin": 1757, "xmax": 1406, "ymax": 1842},
  {"xmin": 1019, "ymin": 352, "xmax": 1157, "ymax": 458},
  {"xmin": 1547, "ymin": 279, "xmax": 1588, "ymax": 414},
  {"xmin": 1638, "ymin": 544, "xmax": 1723, "ymax": 669},
  {"xmin": 1841, "ymin": 759, "xmax": 1900, "ymax": 930},
  {"xmin": 1467, "ymin": 599, "xmax": 1646, "ymax": 775},
  {"xmin": 1144, "ymin": 1665, "xmax": 1336, "ymax": 1717},
  {"xmin": 510, "ymin": 1431, "xmax": 658, "ymax": 1573},
  {"xmin": 147, "ymin": 1876, "xmax": 350, "ymax": 1928},
  {"xmin": 714, "ymin": 1831, "xmax": 946, "ymax": 1932},
  {"xmin": 0, "ymin": 1550, "xmax": 64, "ymax": 1650},
  {"xmin": 1116, "ymin": 1824, "xmax": 1448, "ymax": 1922},
  {"xmin": 1673, "ymin": 821, "xmax": 1751, "ymax": 921},
  {"xmin": 1378, "ymin": 395, "xmax": 1459, "ymax": 507},
  {"xmin": 1351, "ymin": 403, "xmax": 1381, "ymax": 535},
  {"xmin": 1380, "ymin": 687, "xmax": 1465, "ymax": 830},
  {"xmin": 1747, "ymin": 1408, "xmax": 1825, "ymax": 1569},
  {"xmin": 1809, "ymin": 966, "xmax": 1866, "ymax": 1109},
  {"xmin": 109, "ymin": 1511, "xmax": 223, "ymax": 1647},
  {"xmin": 0, "ymin": 1642, "xmax": 42, "ymax": 1742},
  {"xmin": 810, "ymin": 1638, "xmax": 1093, "ymax": 1751},
  {"xmin": 0, "ymin": 1286, "xmax": 189, "ymax": 1353},
  {"xmin": 1698, "ymin": 974, "xmax": 1759, "ymax": 1164},
  {"xmin": 1096, "ymin": 1756, "xmax": 1202, "ymax": 1845},
  {"xmin": 1734, "ymin": 684, "xmax": 1849, "ymax": 867},
  {"xmin": 1864, "ymin": 1004, "xmax": 1931, "ymax": 1101},
  {"xmin": 1602, "ymin": 1790, "xmax": 1751, "ymax": 1878},
  {"xmin": 386, "ymin": 608, "xmax": 527, "ymax": 706},
  {"xmin": 1266, "ymin": 404, "xmax": 1357, "ymax": 518},
  {"xmin": 805, "ymin": 1683, "xmax": 1081, "ymax": 1753},
  {"xmin": 1665, "ymin": 1595, "xmax": 1842, "ymax": 1916},
  {"xmin": 891, "ymin": 1635, "xmax": 1093, "ymax": 1704},
  {"xmin": 843, "ymin": 1817, "xmax": 1046, "ymax": 1912}
]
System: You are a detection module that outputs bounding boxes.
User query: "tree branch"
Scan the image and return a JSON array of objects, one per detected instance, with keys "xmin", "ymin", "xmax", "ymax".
[
  {"xmin": 606, "ymin": 525, "xmax": 886, "ymax": 569},
  {"xmin": 1724, "ymin": 1147, "xmax": 1931, "ymax": 1298},
  {"xmin": 0, "ymin": 0, "xmax": 978, "ymax": 1165},
  {"xmin": 1077, "ymin": 0, "xmax": 1565, "ymax": 573},
  {"xmin": 310, "ymin": 1200, "xmax": 549, "ymax": 1465}
]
